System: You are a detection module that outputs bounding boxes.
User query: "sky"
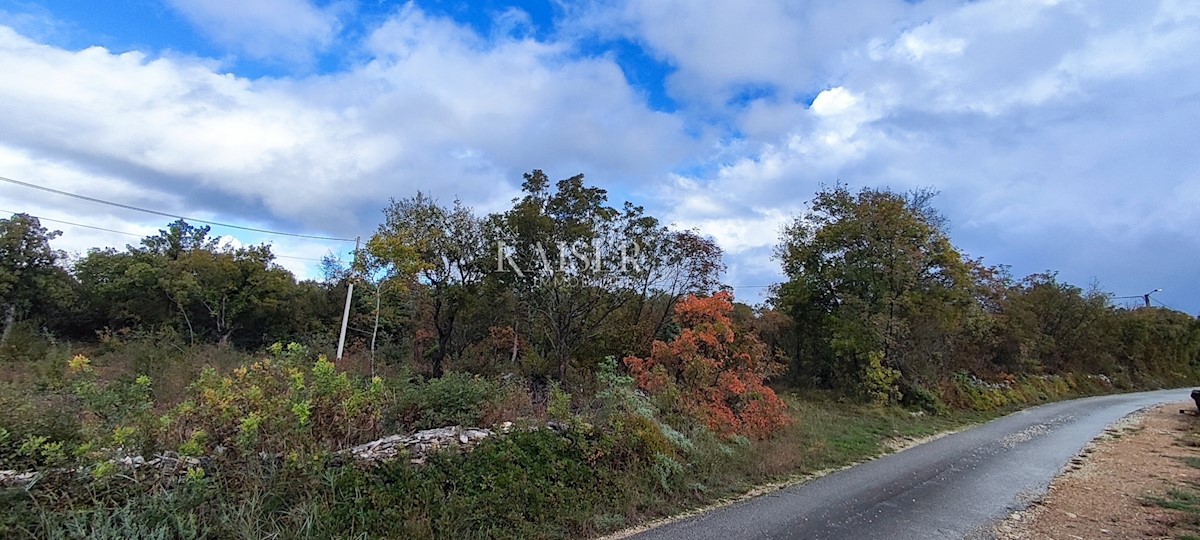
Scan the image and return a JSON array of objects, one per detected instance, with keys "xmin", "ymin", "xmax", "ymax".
[{"xmin": 0, "ymin": 0, "xmax": 1197, "ymax": 314}]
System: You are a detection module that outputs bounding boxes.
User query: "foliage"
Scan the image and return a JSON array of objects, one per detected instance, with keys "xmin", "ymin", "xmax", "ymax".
[
  {"xmin": 0, "ymin": 213, "xmax": 76, "ymax": 348},
  {"xmin": 0, "ymin": 350, "xmax": 164, "ymax": 470},
  {"xmin": 489, "ymin": 170, "xmax": 724, "ymax": 381},
  {"xmin": 625, "ymin": 292, "xmax": 790, "ymax": 439},
  {"xmin": 368, "ymin": 194, "xmax": 487, "ymax": 378},
  {"xmin": 67, "ymin": 354, "xmax": 159, "ymax": 457},
  {"xmin": 165, "ymin": 343, "xmax": 387, "ymax": 456},
  {"xmin": 400, "ymin": 372, "xmax": 498, "ymax": 430},
  {"xmin": 5, "ymin": 172, "xmax": 1200, "ymax": 538},
  {"xmin": 0, "ymin": 382, "xmax": 82, "ymax": 469},
  {"xmin": 772, "ymin": 186, "xmax": 1200, "ymax": 404},
  {"xmin": 774, "ymin": 185, "xmax": 976, "ymax": 401},
  {"xmin": 74, "ymin": 221, "xmax": 316, "ymax": 348}
]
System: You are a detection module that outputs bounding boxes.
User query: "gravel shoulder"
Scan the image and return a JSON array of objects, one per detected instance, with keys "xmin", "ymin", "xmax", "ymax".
[{"xmin": 995, "ymin": 401, "xmax": 1200, "ymax": 540}]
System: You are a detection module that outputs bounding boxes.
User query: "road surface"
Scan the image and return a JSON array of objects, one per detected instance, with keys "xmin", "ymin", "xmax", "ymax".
[{"xmin": 630, "ymin": 388, "xmax": 1191, "ymax": 540}]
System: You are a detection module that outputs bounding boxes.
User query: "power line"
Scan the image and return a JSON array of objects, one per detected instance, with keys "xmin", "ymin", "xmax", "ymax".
[
  {"xmin": 276, "ymin": 254, "xmax": 330, "ymax": 262},
  {"xmin": 1152, "ymin": 297, "xmax": 1179, "ymax": 312},
  {"xmin": 0, "ymin": 175, "xmax": 357, "ymax": 242},
  {"xmin": 0, "ymin": 208, "xmax": 142, "ymax": 238},
  {"xmin": 0, "ymin": 208, "xmax": 330, "ymax": 263}
]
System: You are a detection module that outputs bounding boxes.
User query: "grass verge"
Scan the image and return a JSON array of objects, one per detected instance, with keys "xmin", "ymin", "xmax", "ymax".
[{"xmin": 0, "ymin": 343, "xmax": 1157, "ymax": 540}]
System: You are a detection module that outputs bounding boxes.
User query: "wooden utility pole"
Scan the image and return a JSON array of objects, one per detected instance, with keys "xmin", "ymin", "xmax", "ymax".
[{"xmin": 336, "ymin": 236, "xmax": 361, "ymax": 361}]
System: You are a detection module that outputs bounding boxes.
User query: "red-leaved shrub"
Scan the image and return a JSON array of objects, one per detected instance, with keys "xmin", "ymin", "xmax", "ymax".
[{"xmin": 624, "ymin": 292, "xmax": 790, "ymax": 439}]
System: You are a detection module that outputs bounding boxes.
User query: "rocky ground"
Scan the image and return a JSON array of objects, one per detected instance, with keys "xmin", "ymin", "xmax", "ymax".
[{"xmin": 995, "ymin": 401, "xmax": 1200, "ymax": 540}]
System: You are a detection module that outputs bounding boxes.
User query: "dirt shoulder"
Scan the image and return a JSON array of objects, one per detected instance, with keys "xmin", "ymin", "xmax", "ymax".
[{"xmin": 995, "ymin": 401, "xmax": 1200, "ymax": 540}]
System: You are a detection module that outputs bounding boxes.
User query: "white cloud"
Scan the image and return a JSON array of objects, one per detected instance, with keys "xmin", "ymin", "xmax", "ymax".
[
  {"xmin": 165, "ymin": 0, "xmax": 347, "ymax": 64},
  {"xmin": 2, "ymin": 0, "xmax": 1199, "ymax": 311},
  {"xmin": 0, "ymin": 5, "xmax": 697, "ymax": 254},
  {"xmin": 355, "ymin": 4, "xmax": 696, "ymax": 181},
  {"xmin": 0, "ymin": 26, "xmax": 389, "ymax": 230},
  {"xmin": 619, "ymin": 0, "xmax": 1200, "ymax": 310},
  {"xmin": 569, "ymin": 0, "xmax": 936, "ymax": 113}
]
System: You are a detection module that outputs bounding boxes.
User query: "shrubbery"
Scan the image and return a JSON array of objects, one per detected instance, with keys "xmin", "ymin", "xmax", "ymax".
[
  {"xmin": 1, "ymin": 330, "xmax": 798, "ymax": 539},
  {"xmin": 163, "ymin": 343, "xmax": 388, "ymax": 458},
  {"xmin": 625, "ymin": 292, "xmax": 790, "ymax": 439}
]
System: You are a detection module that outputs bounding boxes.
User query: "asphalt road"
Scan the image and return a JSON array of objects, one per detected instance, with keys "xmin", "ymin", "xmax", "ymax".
[{"xmin": 630, "ymin": 388, "xmax": 1192, "ymax": 540}]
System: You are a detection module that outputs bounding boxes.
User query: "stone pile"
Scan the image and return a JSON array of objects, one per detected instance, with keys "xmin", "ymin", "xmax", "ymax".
[
  {"xmin": 0, "ymin": 469, "xmax": 37, "ymax": 486},
  {"xmin": 0, "ymin": 451, "xmax": 201, "ymax": 487},
  {"xmin": 342, "ymin": 425, "xmax": 496, "ymax": 464},
  {"xmin": 1, "ymin": 424, "xmax": 507, "ymax": 486}
]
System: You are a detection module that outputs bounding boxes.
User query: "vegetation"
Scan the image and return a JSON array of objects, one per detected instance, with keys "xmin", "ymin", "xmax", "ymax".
[
  {"xmin": 2, "ymin": 175, "xmax": 1198, "ymax": 538},
  {"xmin": 773, "ymin": 184, "xmax": 1200, "ymax": 405}
]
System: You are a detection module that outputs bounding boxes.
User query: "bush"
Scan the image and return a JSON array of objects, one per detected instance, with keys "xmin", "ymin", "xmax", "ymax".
[
  {"xmin": 320, "ymin": 427, "xmax": 629, "ymax": 539},
  {"xmin": 165, "ymin": 343, "xmax": 389, "ymax": 457},
  {"xmin": 0, "ymin": 383, "xmax": 83, "ymax": 469},
  {"xmin": 1, "ymin": 351, "xmax": 162, "ymax": 469},
  {"xmin": 625, "ymin": 293, "xmax": 790, "ymax": 439},
  {"xmin": 900, "ymin": 384, "xmax": 947, "ymax": 415},
  {"xmin": 0, "ymin": 321, "xmax": 53, "ymax": 364},
  {"xmin": 386, "ymin": 372, "xmax": 513, "ymax": 432}
]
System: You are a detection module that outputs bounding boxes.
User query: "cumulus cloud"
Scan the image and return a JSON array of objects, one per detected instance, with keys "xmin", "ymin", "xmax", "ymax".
[
  {"xmin": 646, "ymin": 0, "xmax": 1200, "ymax": 306},
  {"xmin": 165, "ymin": 0, "xmax": 347, "ymax": 64},
  {"xmin": 0, "ymin": 25, "xmax": 388, "ymax": 231},
  {"xmin": 0, "ymin": 4, "xmax": 698, "ymax": 255},
  {"xmin": 568, "ymin": 0, "xmax": 935, "ymax": 116},
  {"xmin": 1, "ymin": 0, "xmax": 1198, "ymax": 309}
]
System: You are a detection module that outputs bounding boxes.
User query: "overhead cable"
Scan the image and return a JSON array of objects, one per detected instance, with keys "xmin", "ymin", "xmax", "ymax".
[{"xmin": 0, "ymin": 175, "xmax": 357, "ymax": 242}]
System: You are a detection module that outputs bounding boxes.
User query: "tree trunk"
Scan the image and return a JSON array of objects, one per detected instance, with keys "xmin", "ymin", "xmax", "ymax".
[
  {"xmin": 555, "ymin": 332, "xmax": 570, "ymax": 382},
  {"xmin": 510, "ymin": 324, "xmax": 519, "ymax": 364},
  {"xmin": 432, "ymin": 331, "xmax": 449, "ymax": 378},
  {"xmin": 0, "ymin": 303, "xmax": 15, "ymax": 349}
]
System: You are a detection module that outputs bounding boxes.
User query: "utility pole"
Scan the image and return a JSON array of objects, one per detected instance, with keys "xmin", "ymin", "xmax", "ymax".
[
  {"xmin": 370, "ymin": 281, "xmax": 382, "ymax": 378},
  {"xmin": 1143, "ymin": 288, "xmax": 1162, "ymax": 309},
  {"xmin": 336, "ymin": 236, "xmax": 361, "ymax": 361}
]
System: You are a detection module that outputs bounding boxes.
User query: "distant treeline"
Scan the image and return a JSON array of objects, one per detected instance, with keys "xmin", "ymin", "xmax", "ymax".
[{"xmin": 3, "ymin": 173, "xmax": 1198, "ymax": 404}]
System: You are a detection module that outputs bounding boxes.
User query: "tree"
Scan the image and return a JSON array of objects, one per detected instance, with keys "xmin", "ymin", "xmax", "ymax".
[
  {"xmin": 160, "ymin": 244, "xmax": 297, "ymax": 347},
  {"xmin": 0, "ymin": 214, "xmax": 68, "ymax": 347},
  {"xmin": 624, "ymin": 292, "xmax": 789, "ymax": 439},
  {"xmin": 367, "ymin": 194, "xmax": 487, "ymax": 377},
  {"xmin": 774, "ymin": 185, "xmax": 974, "ymax": 400},
  {"xmin": 137, "ymin": 219, "xmax": 220, "ymax": 260},
  {"xmin": 76, "ymin": 247, "xmax": 174, "ymax": 333},
  {"xmin": 1113, "ymin": 306, "xmax": 1200, "ymax": 381},
  {"xmin": 624, "ymin": 228, "xmax": 725, "ymax": 355},
  {"xmin": 994, "ymin": 272, "xmax": 1116, "ymax": 375},
  {"xmin": 480, "ymin": 170, "xmax": 728, "ymax": 381},
  {"xmin": 490, "ymin": 171, "xmax": 656, "ymax": 380},
  {"xmin": 76, "ymin": 221, "xmax": 305, "ymax": 348}
]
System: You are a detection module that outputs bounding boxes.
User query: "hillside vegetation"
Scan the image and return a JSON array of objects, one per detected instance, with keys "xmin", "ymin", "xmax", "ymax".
[{"xmin": 2, "ymin": 173, "xmax": 1198, "ymax": 538}]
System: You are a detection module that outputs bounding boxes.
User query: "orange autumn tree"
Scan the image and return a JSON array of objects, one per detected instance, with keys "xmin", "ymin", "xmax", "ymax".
[{"xmin": 624, "ymin": 291, "xmax": 790, "ymax": 439}]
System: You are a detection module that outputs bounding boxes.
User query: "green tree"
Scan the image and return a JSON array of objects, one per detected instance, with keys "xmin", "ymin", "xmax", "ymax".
[
  {"xmin": 994, "ymin": 272, "xmax": 1117, "ymax": 375},
  {"xmin": 75, "ymin": 247, "xmax": 179, "ymax": 336},
  {"xmin": 163, "ymin": 244, "xmax": 297, "ymax": 346},
  {"xmin": 774, "ymin": 185, "xmax": 975, "ymax": 400},
  {"xmin": 367, "ymin": 194, "xmax": 487, "ymax": 377},
  {"xmin": 0, "ymin": 214, "xmax": 70, "ymax": 347},
  {"xmin": 137, "ymin": 219, "xmax": 220, "ymax": 259},
  {"xmin": 482, "ymin": 170, "xmax": 728, "ymax": 381},
  {"xmin": 1113, "ymin": 306, "xmax": 1200, "ymax": 382},
  {"xmin": 490, "ymin": 171, "xmax": 655, "ymax": 380},
  {"xmin": 76, "ymin": 221, "xmax": 306, "ymax": 348}
]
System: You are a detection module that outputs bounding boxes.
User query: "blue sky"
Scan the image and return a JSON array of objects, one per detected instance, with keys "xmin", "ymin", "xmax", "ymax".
[{"xmin": 0, "ymin": 0, "xmax": 1198, "ymax": 314}]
